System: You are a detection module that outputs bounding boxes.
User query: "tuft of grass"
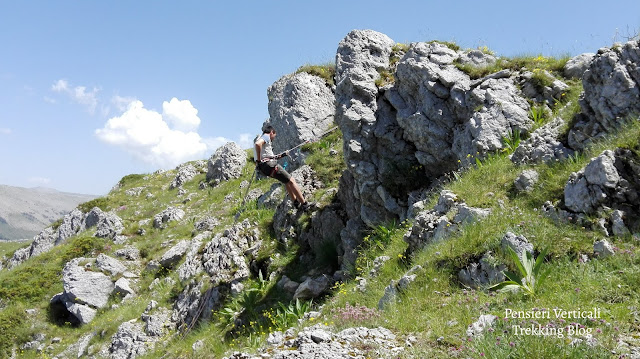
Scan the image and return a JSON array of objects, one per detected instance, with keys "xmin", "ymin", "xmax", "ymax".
[
  {"xmin": 296, "ymin": 63, "xmax": 336, "ymax": 87},
  {"xmin": 428, "ymin": 40, "xmax": 460, "ymax": 52},
  {"xmin": 456, "ymin": 54, "xmax": 571, "ymax": 80}
]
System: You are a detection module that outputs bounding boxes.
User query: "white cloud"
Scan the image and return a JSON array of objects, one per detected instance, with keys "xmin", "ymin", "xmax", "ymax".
[
  {"xmin": 52, "ymin": 79, "xmax": 99, "ymax": 114},
  {"xmin": 95, "ymin": 99, "xmax": 209, "ymax": 168},
  {"xmin": 52, "ymin": 79, "xmax": 68, "ymax": 92},
  {"xmin": 0, "ymin": 128, "xmax": 11, "ymax": 135},
  {"xmin": 162, "ymin": 98, "xmax": 200, "ymax": 132},
  {"xmin": 28, "ymin": 177, "xmax": 51, "ymax": 186},
  {"xmin": 238, "ymin": 133, "xmax": 252, "ymax": 149},
  {"xmin": 112, "ymin": 95, "xmax": 137, "ymax": 112}
]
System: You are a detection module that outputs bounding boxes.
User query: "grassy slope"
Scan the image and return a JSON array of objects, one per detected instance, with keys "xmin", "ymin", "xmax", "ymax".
[{"xmin": 2, "ymin": 53, "xmax": 639, "ymax": 358}]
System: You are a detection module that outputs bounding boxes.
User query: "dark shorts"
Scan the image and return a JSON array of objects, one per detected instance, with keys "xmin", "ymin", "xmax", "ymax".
[{"xmin": 258, "ymin": 161, "xmax": 291, "ymax": 183}]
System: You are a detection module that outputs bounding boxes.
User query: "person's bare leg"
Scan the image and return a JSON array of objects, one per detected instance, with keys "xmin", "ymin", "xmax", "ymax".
[{"xmin": 286, "ymin": 180, "xmax": 305, "ymax": 203}]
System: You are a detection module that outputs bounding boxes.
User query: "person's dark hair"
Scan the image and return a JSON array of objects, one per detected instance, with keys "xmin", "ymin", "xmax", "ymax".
[{"xmin": 263, "ymin": 125, "xmax": 276, "ymax": 134}]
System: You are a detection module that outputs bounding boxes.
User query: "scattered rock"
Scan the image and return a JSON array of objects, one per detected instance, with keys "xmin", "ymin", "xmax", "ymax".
[
  {"xmin": 153, "ymin": 207, "xmax": 185, "ymax": 229},
  {"xmin": 501, "ymin": 232, "xmax": 534, "ymax": 257},
  {"xmin": 225, "ymin": 325, "xmax": 402, "ymax": 359},
  {"xmin": 594, "ymin": 240, "xmax": 615, "ymax": 258},
  {"xmin": 96, "ymin": 254, "xmax": 128, "ymax": 276},
  {"xmin": 467, "ymin": 314, "xmax": 497, "ymax": 337},
  {"xmin": 294, "ymin": 275, "xmax": 331, "ymax": 300},
  {"xmin": 514, "ymin": 169, "xmax": 539, "ymax": 193},
  {"xmin": 159, "ymin": 240, "xmax": 191, "ymax": 268},
  {"xmin": 170, "ymin": 163, "xmax": 198, "ymax": 189},
  {"xmin": 458, "ymin": 253, "xmax": 506, "ymax": 289}
]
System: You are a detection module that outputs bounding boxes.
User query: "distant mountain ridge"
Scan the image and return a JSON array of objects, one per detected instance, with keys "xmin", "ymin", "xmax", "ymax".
[{"xmin": 0, "ymin": 185, "xmax": 97, "ymax": 240}]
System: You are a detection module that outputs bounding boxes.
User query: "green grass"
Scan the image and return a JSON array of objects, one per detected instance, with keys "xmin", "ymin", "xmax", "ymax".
[
  {"xmin": 296, "ymin": 63, "xmax": 336, "ymax": 87},
  {"xmin": 455, "ymin": 53, "xmax": 571, "ymax": 80},
  {"xmin": 3, "ymin": 49, "xmax": 640, "ymax": 359}
]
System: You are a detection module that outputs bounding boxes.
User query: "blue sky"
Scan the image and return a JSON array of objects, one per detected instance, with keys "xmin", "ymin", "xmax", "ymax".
[{"xmin": 1, "ymin": 1, "xmax": 638, "ymax": 195}]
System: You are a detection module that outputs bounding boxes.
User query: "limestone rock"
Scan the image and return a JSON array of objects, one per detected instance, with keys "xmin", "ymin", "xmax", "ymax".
[
  {"xmin": 106, "ymin": 320, "xmax": 150, "ymax": 359},
  {"xmin": 62, "ymin": 258, "xmax": 114, "ymax": 309},
  {"xmin": 225, "ymin": 325, "xmax": 402, "ymax": 359},
  {"xmin": 170, "ymin": 163, "xmax": 198, "ymax": 189},
  {"xmin": 159, "ymin": 240, "xmax": 191, "ymax": 268},
  {"xmin": 153, "ymin": 207, "xmax": 185, "ymax": 229},
  {"xmin": 511, "ymin": 117, "xmax": 574, "ymax": 164},
  {"xmin": 514, "ymin": 169, "xmax": 539, "ymax": 193},
  {"xmin": 594, "ymin": 240, "xmax": 615, "ymax": 258},
  {"xmin": 294, "ymin": 275, "xmax": 331, "ymax": 300},
  {"xmin": 177, "ymin": 231, "xmax": 209, "ymax": 282},
  {"xmin": 171, "ymin": 280, "xmax": 222, "ymax": 331},
  {"xmin": 467, "ymin": 314, "xmax": 497, "ymax": 337},
  {"xmin": 266, "ymin": 71, "xmax": 335, "ymax": 171},
  {"xmin": 564, "ymin": 53, "xmax": 595, "ymax": 79},
  {"xmin": 501, "ymin": 232, "xmax": 534, "ymax": 257},
  {"xmin": 569, "ymin": 40, "xmax": 640, "ymax": 150},
  {"xmin": 206, "ymin": 142, "xmax": 247, "ymax": 183},
  {"xmin": 96, "ymin": 254, "xmax": 128, "ymax": 276},
  {"xmin": 404, "ymin": 191, "xmax": 490, "ymax": 252},
  {"xmin": 458, "ymin": 253, "xmax": 506, "ymax": 289}
]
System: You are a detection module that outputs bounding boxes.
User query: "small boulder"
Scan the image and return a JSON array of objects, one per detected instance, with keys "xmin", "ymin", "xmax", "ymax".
[
  {"xmin": 293, "ymin": 276, "xmax": 331, "ymax": 300},
  {"xmin": 594, "ymin": 240, "xmax": 615, "ymax": 258},
  {"xmin": 514, "ymin": 170, "xmax": 539, "ymax": 193},
  {"xmin": 153, "ymin": 207, "xmax": 185, "ymax": 229}
]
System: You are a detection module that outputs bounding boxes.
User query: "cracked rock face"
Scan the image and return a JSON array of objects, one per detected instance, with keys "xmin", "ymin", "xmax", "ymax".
[
  {"xmin": 225, "ymin": 325, "xmax": 403, "ymax": 359},
  {"xmin": 563, "ymin": 148, "xmax": 640, "ymax": 234},
  {"xmin": 569, "ymin": 40, "xmax": 640, "ymax": 150},
  {"xmin": 404, "ymin": 190, "xmax": 491, "ymax": 252},
  {"xmin": 206, "ymin": 142, "xmax": 247, "ymax": 183},
  {"xmin": 335, "ymin": 30, "xmax": 532, "ymax": 235},
  {"xmin": 265, "ymin": 71, "xmax": 335, "ymax": 171}
]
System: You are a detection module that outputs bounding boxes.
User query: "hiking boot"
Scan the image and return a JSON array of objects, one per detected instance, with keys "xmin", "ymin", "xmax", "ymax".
[
  {"xmin": 300, "ymin": 201, "xmax": 317, "ymax": 212},
  {"xmin": 293, "ymin": 200, "xmax": 301, "ymax": 209}
]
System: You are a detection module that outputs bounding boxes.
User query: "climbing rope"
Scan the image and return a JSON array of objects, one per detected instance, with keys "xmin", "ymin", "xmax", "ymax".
[{"xmin": 180, "ymin": 286, "xmax": 215, "ymax": 338}]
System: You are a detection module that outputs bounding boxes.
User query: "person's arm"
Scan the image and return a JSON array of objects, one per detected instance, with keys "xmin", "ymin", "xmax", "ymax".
[{"xmin": 254, "ymin": 138, "xmax": 265, "ymax": 163}]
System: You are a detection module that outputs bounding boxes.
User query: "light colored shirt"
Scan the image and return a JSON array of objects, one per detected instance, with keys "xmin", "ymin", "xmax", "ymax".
[{"xmin": 254, "ymin": 133, "xmax": 275, "ymax": 161}]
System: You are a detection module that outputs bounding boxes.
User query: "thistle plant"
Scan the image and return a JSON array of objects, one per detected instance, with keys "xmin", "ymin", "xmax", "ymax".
[{"xmin": 489, "ymin": 246, "xmax": 551, "ymax": 296}]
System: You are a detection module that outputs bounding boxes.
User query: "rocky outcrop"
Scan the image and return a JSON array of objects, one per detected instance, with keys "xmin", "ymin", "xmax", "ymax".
[
  {"xmin": 51, "ymin": 258, "xmax": 116, "ymax": 324},
  {"xmin": 569, "ymin": 40, "xmax": 640, "ymax": 150},
  {"xmin": 206, "ymin": 142, "xmax": 247, "ymax": 183},
  {"xmin": 335, "ymin": 30, "xmax": 532, "ymax": 250},
  {"xmin": 511, "ymin": 117, "xmax": 574, "ymax": 164},
  {"xmin": 273, "ymin": 166, "xmax": 323, "ymax": 245},
  {"xmin": 404, "ymin": 190, "xmax": 491, "ymax": 252},
  {"xmin": 564, "ymin": 53, "xmax": 595, "ymax": 79},
  {"xmin": 458, "ymin": 252, "xmax": 506, "ymax": 289},
  {"xmin": 153, "ymin": 207, "xmax": 185, "ymax": 229},
  {"xmin": 378, "ymin": 265, "xmax": 421, "ymax": 310},
  {"xmin": 170, "ymin": 163, "xmax": 198, "ymax": 189},
  {"xmin": 170, "ymin": 220, "xmax": 260, "ymax": 330},
  {"xmin": 266, "ymin": 71, "xmax": 335, "ymax": 170},
  {"xmin": 7, "ymin": 207, "xmax": 124, "ymax": 269},
  {"xmin": 225, "ymin": 325, "xmax": 403, "ymax": 359},
  {"xmin": 563, "ymin": 149, "xmax": 640, "ymax": 234}
]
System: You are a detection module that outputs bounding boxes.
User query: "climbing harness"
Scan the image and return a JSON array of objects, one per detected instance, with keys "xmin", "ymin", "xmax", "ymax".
[{"xmin": 233, "ymin": 125, "xmax": 340, "ymax": 221}]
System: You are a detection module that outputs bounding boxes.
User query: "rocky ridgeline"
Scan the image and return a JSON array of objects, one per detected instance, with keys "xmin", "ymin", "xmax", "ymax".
[
  {"xmin": 4, "ymin": 30, "xmax": 640, "ymax": 358},
  {"xmin": 6, "ymin": 207, "xmax": 125, "ymax": 269}
]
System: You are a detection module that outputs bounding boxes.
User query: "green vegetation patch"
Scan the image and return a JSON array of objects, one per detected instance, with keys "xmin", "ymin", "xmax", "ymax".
[{"xmin": 296, "ymin": 63, "xmax": 336, "ymax": 87}]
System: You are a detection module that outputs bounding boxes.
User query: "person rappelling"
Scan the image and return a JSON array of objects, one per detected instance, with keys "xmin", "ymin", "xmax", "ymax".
[{"xmin": 254, "ymin": 125, "xmax": 315, "ymax": 211}]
